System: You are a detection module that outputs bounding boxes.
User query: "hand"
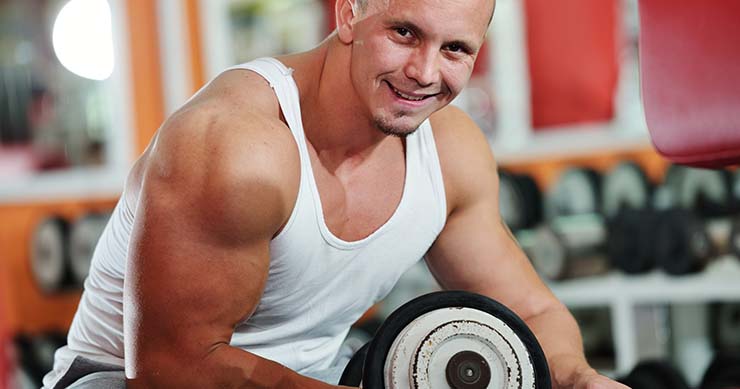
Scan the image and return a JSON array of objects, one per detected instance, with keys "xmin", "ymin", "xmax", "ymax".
[{"xmin": 572, "ymin": 369, "xmax": 631, "ymax": 389}]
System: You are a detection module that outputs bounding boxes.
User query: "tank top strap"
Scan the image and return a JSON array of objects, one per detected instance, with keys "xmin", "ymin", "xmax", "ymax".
[{"xmin": 226, "ymin": 58, "xmax": 309, "ymax": 153}]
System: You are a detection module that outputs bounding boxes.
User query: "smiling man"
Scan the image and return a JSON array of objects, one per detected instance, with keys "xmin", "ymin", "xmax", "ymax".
[{"xmin": 43, "ymin": 0, "xmax": 627, "ymax": 388}]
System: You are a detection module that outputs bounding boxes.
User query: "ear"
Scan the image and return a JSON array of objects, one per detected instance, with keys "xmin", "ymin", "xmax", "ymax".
[{"xmin": 335, "ymin": 0, "xmax": 356, "ymax": 44}]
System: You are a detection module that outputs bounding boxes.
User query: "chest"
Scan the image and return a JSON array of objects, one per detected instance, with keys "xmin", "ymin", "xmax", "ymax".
[{"xmin": 307, "ymin": 144, "xmax": 406, "ymax": 242}]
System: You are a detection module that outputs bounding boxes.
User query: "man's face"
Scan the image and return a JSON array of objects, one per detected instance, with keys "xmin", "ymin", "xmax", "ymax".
[{"xmin": 347, "ymin": 0, "xmax": 494, "ymax": 137}]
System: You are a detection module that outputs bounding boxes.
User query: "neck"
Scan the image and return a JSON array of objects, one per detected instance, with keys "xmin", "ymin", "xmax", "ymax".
[{"xmin": 288, "ymin": 35, "xmax": 401, "ymax": 171}]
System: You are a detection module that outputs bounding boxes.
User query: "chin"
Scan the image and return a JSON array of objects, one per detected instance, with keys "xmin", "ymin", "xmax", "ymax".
[{"xmin": 373, "ymin": 116, "xmax": 423, "ymax": 138}]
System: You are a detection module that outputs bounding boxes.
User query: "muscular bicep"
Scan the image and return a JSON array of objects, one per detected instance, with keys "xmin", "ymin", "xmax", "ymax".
[
  {"xmin": 426, "ymin": 106, "xmax": 556, "ymax": 321},
  {"xmin": 123, "ymin": 111, "xmax": 298, "ymax": 376}
]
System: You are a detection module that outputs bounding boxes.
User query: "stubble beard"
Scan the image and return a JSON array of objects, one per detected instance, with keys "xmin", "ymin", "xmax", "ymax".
[{"xmin": 372, "ymin": 110, "xmax": 420, "ymax": 138}]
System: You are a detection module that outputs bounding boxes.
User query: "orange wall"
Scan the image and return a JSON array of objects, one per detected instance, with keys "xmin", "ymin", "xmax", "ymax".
[{"xmin": 0, "ymin": 1, "xmax": 164, "ymax": 335}]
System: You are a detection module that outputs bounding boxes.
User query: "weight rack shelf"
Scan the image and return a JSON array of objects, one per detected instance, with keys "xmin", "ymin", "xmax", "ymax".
[{"xmin": 548, "ymin": 255, "xmax": 740, "ymax": 381}]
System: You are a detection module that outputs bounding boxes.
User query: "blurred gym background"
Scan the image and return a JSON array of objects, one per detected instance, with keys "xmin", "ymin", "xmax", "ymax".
[{"xmin": 1, "ymin": 0, "xmax": 738, "ymax": 388}]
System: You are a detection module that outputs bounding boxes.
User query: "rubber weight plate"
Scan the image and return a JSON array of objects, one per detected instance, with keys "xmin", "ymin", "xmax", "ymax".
[
  {"xmin": 69, "ymin": 212, "xmax": 110, "ymax": 286},
  {"xmin": 512, "ymin": 174, "xmax": 543, "ymax": 229},
  {"xmin": 602, "ymin": 162, "xmax": 651, "ymax": 218},
  {"xmin": 700, "ymin": 352, "xmax": 740, "ymax": 389},
  {"xmin": 664, "ymin": 165, "xmax": 732, "ymax": 217},
  {"xmin": 340, "ymin": 342, "xmax": 370, "ymax": 386},
  {"xmin": 30, "ymin": 216, "xmax": 71, "ymax": 293},
  {"xmin": 546, "ymin": 167, "xmax": 602, "ymax": 219},
  {"xmin": 361, "ymin": 291, "xmax": 550, "ymax": 389},
  {"xmin": 711, "ymin": 303, "xmax": 740, "ymax": 353},
  {"xmin": 617, "ymin": 360, "xmax": 690, "ymax": 389},
  {"xmin": 654, "ymin": 209, "xmax": 713, "ymax": 275},
  {"xmin": 498, "ymin": 171, "xmax": 527, "ymax": 231},
  {"xmin": 607, "ymin": 209, "xmax": 659, "ymax": 274}
]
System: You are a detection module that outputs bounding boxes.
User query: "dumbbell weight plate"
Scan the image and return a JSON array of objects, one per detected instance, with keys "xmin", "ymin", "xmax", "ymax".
[
  {"xmin": 700, "ymin": 352, "xmax": 740, "ymax": 389},
  {"xmin": 498, "ymin": 171, "xmax": 527, "ymax": 231},
  {"xmin": 339, "ymin": 342, "xmax": 370, "ymax": 386},
  {"xmin": 526, "ymin": 226, "xmax": 568, "ymax": 281},
  {"xmin": 602, "ymin": 162, "xmax": 651, "ymax": 218},
  {"xmin": 69, "ymin": 212, "xmax": 110, "ymax": 286},
  {"xmin": 617, "ymin": 360, "xmax": 690, "ymax": 389},
  {"xmin": 546, "ymin": 168, "xmax": 602, "ymax": 219},
  {"xmin": 607, "ymin": 209, "xmax": 659, "ymax": 274},
  {"xmin": 30, "ymin": 216, "xmax": 70, "ymax": 293},
  {"xmin": 665, "ymin": 166, "xmax": 732, "ymax": 216},
  {"xmin": 654, "ymin": 209, "xmax": 713, "ymax": 275},
  {"xmin": 711, "ymin": 303, "xmax": 740, "ymax": 353},
  {"xmin": 512, "ymin": 174, "xmax": 543, "ymax": 230},
  {"xmin": 361, "ymin": 291, "xmax": 550, "ymax": 389}
]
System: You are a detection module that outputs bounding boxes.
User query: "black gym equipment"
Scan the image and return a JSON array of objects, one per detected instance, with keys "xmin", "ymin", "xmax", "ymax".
[
  {"xmin": 517, "ymin": 214, "xmax": 611, "ymax": 281},
  {"xmin": 617, "ymin": 360, "xmax": 690, "ymax": 389},
  {"xmin": 699, "ymin": 352, "xmax": 740, "ymax": 389},
  {"xmin": 339, "ymin": 291, "xmax": 550, "ymax": 389},
  {"xmin": 545, "ymin": 167, "xmax": 602, "ymax": 220},
  {"xmin": 710, "ymin": 303, "xmax": 740, "ymax": 354},
  {"xmin": 69, "ymin": 211, "xmax": 111, "ymax": 286},
  {"xmin": 601, "ymin": 161, "xmax": 653, "ymax": 219},
  {"xmin": 30, "ymin": 216, "xmax": 73, "ymax": 293},
  {"xmin": 498, "ymin": 171, "xmax": 543, "ymax": 231}
]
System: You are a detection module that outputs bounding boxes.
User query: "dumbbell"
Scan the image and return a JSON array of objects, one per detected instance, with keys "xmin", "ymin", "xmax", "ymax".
[
  {"xmin": 338, "ymin": 291, "xmax": 551, "ymax": 388},
  {"xmin": 69, "ymin": 211, "xmax": 111, "ymax": 286},
  {"xmin": 710, "ymin": 303, "xmax": 740, "ymax": 353},
  {"xmin": 700, "ymin": 352, "xmax": 740, "ymax": 389},
  {"xmin": 616, "ymin": 360, "xmax": 690, "ymax": 389},
  {"xmin": 30, "ymin": 216, "xmax": 73, "ymax": 293},
  {"xmin": 498, "ymin": 170, "xmax": 543, "ymax": 231},
  {"xmin": 516, "ymin": 214, "xmax": 611, "ymax": 281},
  {"xmin": 13, "ymin": 332, "xmax": 67, "ymax": 386},
  {"xmin": 518, "ymin": 163, "xmax": 653, "ymax": 280},
  {"xmin": 651, "ymin": 166, "xmax": 740, "ymax": 275}
]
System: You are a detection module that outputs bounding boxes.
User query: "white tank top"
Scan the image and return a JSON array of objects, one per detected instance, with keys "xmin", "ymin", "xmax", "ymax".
[{"xmin": 44, "ymin": 57, "xmax": 447, "ymax": 387}]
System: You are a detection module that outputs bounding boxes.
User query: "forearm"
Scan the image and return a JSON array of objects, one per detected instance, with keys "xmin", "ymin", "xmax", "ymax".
[
  {"xmin": 127, "ymin": 344, "xmax": 354, "ymax": 389},
  {"xmin": 524, "ymin": 302, "xmax": 597, "ymax": 388}
]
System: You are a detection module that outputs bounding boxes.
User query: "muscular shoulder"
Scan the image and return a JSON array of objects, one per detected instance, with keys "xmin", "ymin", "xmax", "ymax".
[
  {"xmin": 429, "ymin": 105, "xmax": 499, "ymax": 213},
  {"xmin": 141, "ymin": 72, "xmax": 300, "ymax": 238}
]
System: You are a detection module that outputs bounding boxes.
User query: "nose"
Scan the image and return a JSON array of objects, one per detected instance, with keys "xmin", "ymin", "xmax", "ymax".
[{"xmin": 404, "ymin": 47, "xmax": 441, "ymax": 87}]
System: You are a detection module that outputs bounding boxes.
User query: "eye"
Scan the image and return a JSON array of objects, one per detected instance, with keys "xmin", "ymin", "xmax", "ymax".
[
  {"xmin": 395, "ymin": 27, "xmax": 412, "ymax": 37},
  {"xmin": 445, "ymin": 43, "xmax": 466, "ymax": 54}
]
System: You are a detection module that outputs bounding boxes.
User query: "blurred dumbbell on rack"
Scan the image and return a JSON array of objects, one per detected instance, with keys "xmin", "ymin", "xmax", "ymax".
[
  {"xmin": 13, "ymin": 332, "xmax": 67, "ymax": 387},
  {"xmin": 498, "ymin": 170, "xmax": 544, "ymax": 231},
  {"xmin": 651, "ymin": 166, "xmax": 740, "ymax": 276},
  {"xmin": 516, "ymin": 163, "xmax": 653, "ymax": 281},
  {"xmin": 616, "ymin": 360, "xmax": 690, "ymax": 389},
  {"xmin": 30, "ymin": 211, "xmax": 111, "ymax": 293},
  {"xmin": 710, "ymin": 302, "xmax": 740, "ymax": 355},
  {"xmin": 30, "ymin": 216, "xmax": 73, "ymax": 294},
  {"xmin": 69, "ymin": 211, "xmax": 111, "ymax": 287}
]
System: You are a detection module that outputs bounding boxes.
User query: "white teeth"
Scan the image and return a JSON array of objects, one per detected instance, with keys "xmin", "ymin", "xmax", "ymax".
[{"xmin": 391, "ymin": 85, "xmax": 425, "ymax": 101}]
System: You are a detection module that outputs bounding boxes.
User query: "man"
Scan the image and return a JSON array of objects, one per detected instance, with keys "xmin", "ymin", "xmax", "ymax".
[{"xmin": 44, "ymin": 0, "xmax": 628, "ymax": 387}]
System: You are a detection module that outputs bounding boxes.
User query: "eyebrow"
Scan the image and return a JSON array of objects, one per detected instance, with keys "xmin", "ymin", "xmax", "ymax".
[{"xmin": 384, "ymin": 18, "xmax": 478, "ymax": 54}]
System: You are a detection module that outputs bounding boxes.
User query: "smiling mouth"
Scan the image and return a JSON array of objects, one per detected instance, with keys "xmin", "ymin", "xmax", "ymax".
[{"xmin": 386, "ymin": 81, "xmax": 437, "ymax": 102}]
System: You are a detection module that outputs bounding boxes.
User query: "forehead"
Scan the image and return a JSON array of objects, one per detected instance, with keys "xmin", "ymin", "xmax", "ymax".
[{"xmin": 367, "ymin": 0, "xmax": 493, "ymax": 42}]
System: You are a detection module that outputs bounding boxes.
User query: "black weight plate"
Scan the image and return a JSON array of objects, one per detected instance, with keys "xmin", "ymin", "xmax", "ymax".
[
  {"xmin": 69, "ymin": 212, "xmax": 110, "ymax": 286},
  {"xmin": 546, "ymin": 167, "xmax": 602, "ymax": 219},
  {"xmin": 729, "ymin": 217, "xmax": 740, "ymax": 260},
  {"xmin": 362, "ymin": 291, "xmax": 550, "ymax": 389},
  {"xmin": 700, "ymin": 352, "xmax": 740, "ymax": 389},
  {"xmin": 30, "ymin": 216, "xmax": 72, "ymax": 293},
  {"xmin": 710, "ymin": 303, "xmax": 740, "ymax": 353},
  {"xmin": 499, "ymin": 170, "xmax": 527, "ymax": 231},
  {"xmin": 666, "ymin": 165, "xmax": 733, "ymax": 217},
  {"xmin": 513, "ymin": 173, "xmax": 544, "ymax": 229},
  {"xmin": 338, "ymin": 342, "xmax": 369, "ymax": 386},
  {"xmin": 602, "ymin": 161, "xmax": 652, "ymax": 218},
  {"xmin": 607, "ymin": 209, "xmax": 658, "ymax": 274},
  {"xmin": 654, "ymin": 209, "xmax": 712, "ymax": 275},
  {"xmin": 618, "ymin": 360, "xmax": 690, "ymax": 389}
]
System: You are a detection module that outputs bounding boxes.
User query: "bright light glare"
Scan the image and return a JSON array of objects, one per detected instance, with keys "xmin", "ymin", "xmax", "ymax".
[{"xmin": 52, "ymin": 0, "xmax": 114, "ymax": 81}]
